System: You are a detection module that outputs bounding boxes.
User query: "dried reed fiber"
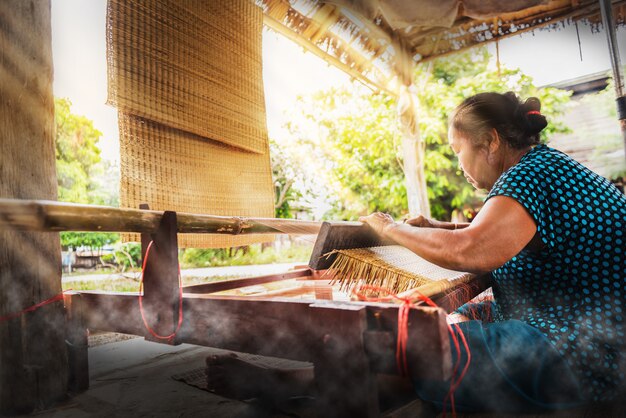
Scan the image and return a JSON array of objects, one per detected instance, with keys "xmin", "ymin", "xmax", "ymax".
[
  {"xmin": 119, "ymin": 113, "xmax": 274, "ymax": 248},
  {"xmin": 328, "ymin": 245, "xmax": 473, "ymax": 295},
  {"xmin": 106, "ymin": 0, "xmax": 268, "ymax": 154}
]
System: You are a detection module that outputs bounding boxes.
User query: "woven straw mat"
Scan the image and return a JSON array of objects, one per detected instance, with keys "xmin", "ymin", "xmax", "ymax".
[
  {"xmin": 330, "ymin": 245, "xmax": 474, "ymax": 294},
  {"xmin": 119, "ymin": 113, "xmax": 275, "ymax": 248},
  {"xmin": 106, "ymin": 0, "xmax": 268, "ymax": 154}
]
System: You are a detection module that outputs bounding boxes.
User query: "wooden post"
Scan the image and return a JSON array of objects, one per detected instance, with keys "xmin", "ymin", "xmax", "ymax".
[
  {"xmin": 394, "ymin": 36, "xmax": 430, "ymax": 217},
  {"xmin": 398, "ymin": 85, "xmax": 431, "ymax": 218},
  {"xmin": 140, "ymin": 211, "xmax": 181, "ymax": 344},
  {"xmin": 599, "ymin": 0, "xmax": 626, "ymax": 163},
  {"xmin": 310, "ymin": 304, "xmax": 379, "ymax": 417},
  {"xmin": 64, "ymin": 294, "xmax": 89, "ymax": 393},
  {"xmin": 0, "ymin": 0, "xmax": 68, "ymax": 414}
]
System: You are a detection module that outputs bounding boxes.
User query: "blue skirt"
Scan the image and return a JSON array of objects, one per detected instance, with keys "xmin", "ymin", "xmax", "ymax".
[{"xmin": 413, "ymin": 319, "xmax": 586, "ymax": 413}]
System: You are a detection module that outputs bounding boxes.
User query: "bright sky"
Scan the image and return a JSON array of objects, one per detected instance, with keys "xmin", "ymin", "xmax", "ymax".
[
  {"xmin": 490, "ymin": 23, "xmax": 625, "ymax": 84},
  {"xmin": 50, "ymin": 0, "xmax": 625, "ymax": 162}
]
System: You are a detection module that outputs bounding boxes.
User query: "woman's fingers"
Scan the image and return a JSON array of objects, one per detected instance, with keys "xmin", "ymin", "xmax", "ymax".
[
  {"xmin": 359, "ymin": 212, "xmax": 395, "ymax": 235},
  {"xmin": 405, "ymin": 215, "xmax": 429, "ymax": 227}
]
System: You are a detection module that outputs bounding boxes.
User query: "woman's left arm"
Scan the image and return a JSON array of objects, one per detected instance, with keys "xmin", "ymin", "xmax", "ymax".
[{"xmin": 361, "ymin": 196, "xmax": 537, "ymax": 273}]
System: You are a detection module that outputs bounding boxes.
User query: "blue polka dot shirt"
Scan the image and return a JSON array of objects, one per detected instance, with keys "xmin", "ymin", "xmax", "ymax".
[{"xmin": 486, "ymin": 144, "xmax": 625, "ymax": 401}]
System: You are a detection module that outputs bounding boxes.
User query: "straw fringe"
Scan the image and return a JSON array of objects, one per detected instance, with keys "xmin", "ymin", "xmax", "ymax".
[{"xmin": 328, "ymin": 245, "xmax": 473, "ymax": 295}]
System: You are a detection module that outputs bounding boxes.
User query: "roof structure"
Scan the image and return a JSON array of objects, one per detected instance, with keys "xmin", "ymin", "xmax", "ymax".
[
  {"xmin": 259, "ymin": 0, "xmax": 626, "ymax": 94},
  {"xmin": 549, "ymin": 70, "xmax": 612, "ymax": 95}
]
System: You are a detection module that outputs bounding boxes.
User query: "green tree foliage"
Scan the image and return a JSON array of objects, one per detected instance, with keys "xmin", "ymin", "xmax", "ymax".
[
  {"xmin": 269, "ymin": 133, "xmax": 323, "ymax": 219},
  {"xmin": 60, "ymin": 232, "xmax": 118, "ymax": 252},
  {"xmin": 271, "ymin": 138, "xmax": 304, "ymax": 218},
  {"xmin": 55, "ymin": 97, "xmax": 104, "ymax": 203},
  {"xmin": 289, "ymin": 48, "xmax": 571, "ymax": 221},
  {"xmin": 180, "ymin": 243, "xmax": 312, "ymax": 268},
  {"xmin": 287, "ymin": 88, "xmax": 407, "ymax": 220},
  {"xmin": 54, "ymin": 98, "xmax": 120, "ymax": 249}
]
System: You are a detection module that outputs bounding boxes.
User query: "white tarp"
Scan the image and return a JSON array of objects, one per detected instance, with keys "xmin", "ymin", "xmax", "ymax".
[{"xmin": 326, "ymin": 0, "xmax": 549, "ymax": 30}]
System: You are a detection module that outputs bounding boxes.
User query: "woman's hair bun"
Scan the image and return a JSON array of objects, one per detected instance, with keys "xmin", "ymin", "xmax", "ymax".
[
  {"xmin": 450, "ymin": 91, "xmax": 549, "ymax": 149},
  {"xmin": 523, "ymin": 97, "xmax": 541, "ymax": 112},
  {"xmin": 503, "ymin": 91, "xmax": 519, "ymax": 105},
  {"xmin": 517, "ymin": 96, "xmax": 548, "ymax": 136}
]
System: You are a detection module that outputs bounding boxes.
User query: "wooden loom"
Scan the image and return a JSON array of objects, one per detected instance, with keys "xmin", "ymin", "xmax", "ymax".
[{"xmin": 1, "ymin": 199, "xmax": 491, "ymax": 417}]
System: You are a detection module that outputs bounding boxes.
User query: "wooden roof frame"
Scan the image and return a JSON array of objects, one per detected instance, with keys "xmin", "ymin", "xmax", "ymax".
[{"xmin": 259, "ymin": 0, "xmax": 626, "ymax": 96}]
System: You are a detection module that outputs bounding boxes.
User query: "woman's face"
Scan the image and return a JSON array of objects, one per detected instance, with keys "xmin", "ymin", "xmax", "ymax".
[{"xmin": 448, "ymin": 128, "xmax": 499, "ymax": 191}]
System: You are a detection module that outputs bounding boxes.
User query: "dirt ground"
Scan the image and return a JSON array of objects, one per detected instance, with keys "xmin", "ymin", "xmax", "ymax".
[
  {"xmin": 25, "ymin": 335, "xmax": 312, "ymax": 418},
  {"xmin": 20, "ymin": 333, "xmax": 626, "ymax": 418}
]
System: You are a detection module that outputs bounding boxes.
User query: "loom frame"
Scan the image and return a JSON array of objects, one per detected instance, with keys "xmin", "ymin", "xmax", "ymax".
[{"xmin": 63, "ymin": 207, "xmax": 491, "ymax": 417}]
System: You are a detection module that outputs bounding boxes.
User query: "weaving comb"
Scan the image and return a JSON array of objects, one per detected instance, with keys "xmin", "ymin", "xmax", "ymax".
[{"xmin": 308, "ymin": 221, "xmax": 394, "ymax": 270}]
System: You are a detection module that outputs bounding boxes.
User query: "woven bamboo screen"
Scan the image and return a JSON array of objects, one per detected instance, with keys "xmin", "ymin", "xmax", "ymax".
[
  {"xmin": 107, "ymin": 0, "xmax": 268, "ymax": 154},
  {"xmin": 107, "ymin": 0, "xmax": 275, "ymax": 248},
  {"xmin": 330, "ymin": 245, "xmax": 474, "ymax": 294},
  {"xmin": 119, "ymin": 114, "xmax": 275, "ymax": 248}
]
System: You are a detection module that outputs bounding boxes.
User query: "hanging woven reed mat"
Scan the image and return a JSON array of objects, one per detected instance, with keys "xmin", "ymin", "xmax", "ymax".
[
  {"xmin": 107, "ymin": 0, "xmax": 277, "ymax": 247},
  {"xmin": 119, "ymin": 113, "xmax": 275, "ymax": 248},
  {"xmin": 328, "ymin": 245, "xmax": 474, "ymax": 296},
  {"xmin": 106, "ymin": 0, "xmax": 267, "ymax": 154}
]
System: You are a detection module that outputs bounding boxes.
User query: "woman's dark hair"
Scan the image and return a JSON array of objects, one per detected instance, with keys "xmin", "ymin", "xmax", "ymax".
[{"xmin": 449, "ymin": 92, "xmax": 548, "ymax": 149}]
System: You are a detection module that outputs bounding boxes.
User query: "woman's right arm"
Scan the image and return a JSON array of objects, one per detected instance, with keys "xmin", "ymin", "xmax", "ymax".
[{"xmin": 369, "ymin": 195, "xmax": 537, "ymax": 273}]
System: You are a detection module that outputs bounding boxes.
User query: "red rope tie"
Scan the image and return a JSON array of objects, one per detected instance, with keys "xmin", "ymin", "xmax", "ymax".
[
  {"xmin": 352, "ymin": 284, "xmax": 471, "ymax": 418},
  {"xmin": 138, "ymin": 240, "xmax": 184, "ymax": 343},
  {"xmin": 353, "ymin": 285, "xmax": 439, "ymax": 376},
  {"xmin": 0, "ymin": 290, "xmax": 71, "ymax": 323}
]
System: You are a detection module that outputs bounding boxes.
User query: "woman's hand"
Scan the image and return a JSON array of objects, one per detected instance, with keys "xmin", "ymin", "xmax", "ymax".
[
  {"xmin": 358, "ymin": 212, "xmax": 396, "ymax": 236},
  {"xmin": 404, "ymin": 215, "xmax": 438, "ymax": 228},
  {"xmin": 405, "ymin": 215, "xmax": 465, "ymax": 230}
]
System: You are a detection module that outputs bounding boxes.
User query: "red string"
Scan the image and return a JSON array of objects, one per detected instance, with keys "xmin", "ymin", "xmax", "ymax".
[
  {"xmin": 352, "ymin": 285, "xmax": 471, "ymax": 418},
  {"xmin": 0, "ymin": 290, "xmax": 71, "ymax": 323},
  {"xmin": 442, "ymin": 322, "xmax": 471, "ymax": 417},
  {"xmin": 138, "ymin": 240, "xmax": 184, "ymax": 343}
]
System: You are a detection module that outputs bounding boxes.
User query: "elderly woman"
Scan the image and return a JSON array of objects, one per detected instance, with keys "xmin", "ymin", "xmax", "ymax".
[{"xmin": 360, "ymin": 92, "xmax": 625, "ymax": 412}]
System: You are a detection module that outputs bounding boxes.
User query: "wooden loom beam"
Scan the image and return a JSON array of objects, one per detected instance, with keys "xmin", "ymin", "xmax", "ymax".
[
  {"xmin": 0, "ymin": 198, "xmax": 322, "ymax": 235},
  {"xmin": 65, "ymin": 292, "xmax": 451, "ymax": 380},
  {"xmin": 183, "ymin": 268, "xmax": 313, "ymax": 294}
]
